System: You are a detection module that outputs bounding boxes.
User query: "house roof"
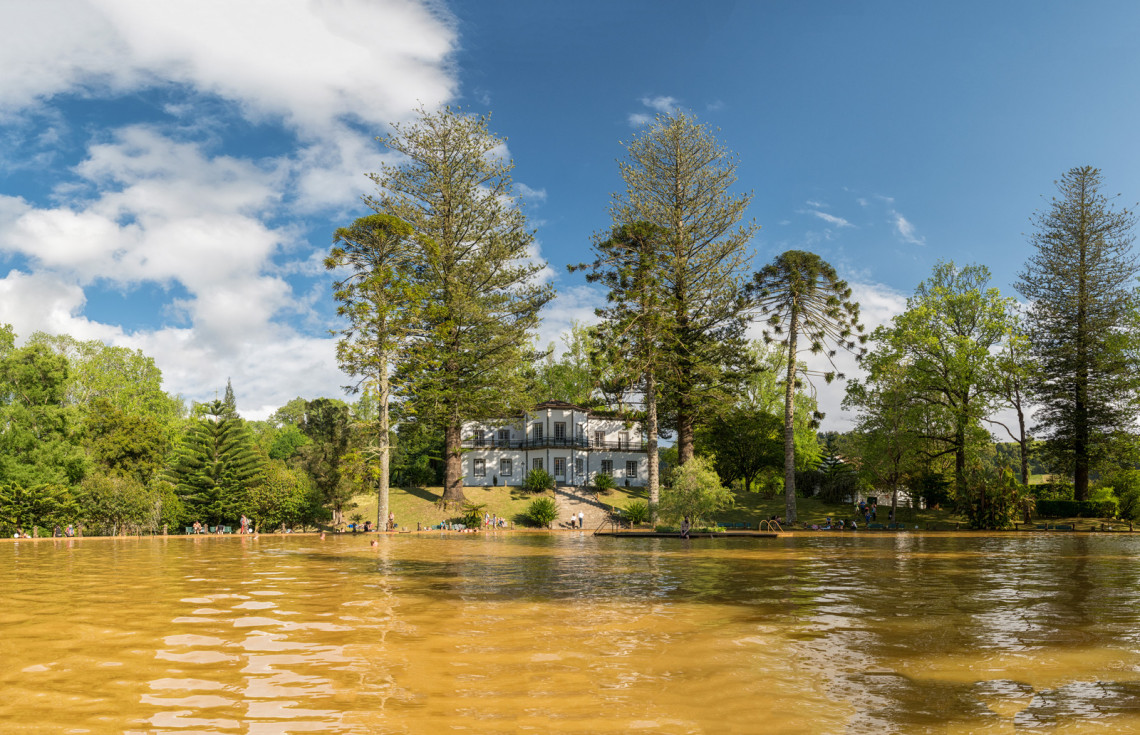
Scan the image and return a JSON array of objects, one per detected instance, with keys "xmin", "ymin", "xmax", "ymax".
[{"xmin": 532, "ymin": 399, "xmax": 592, "ymax": 411}]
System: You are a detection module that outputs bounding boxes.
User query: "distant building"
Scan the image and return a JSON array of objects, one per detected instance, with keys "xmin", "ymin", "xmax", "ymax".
[{"xmin": 461, "ymin": 400, "xmax": 647, "ymax": 488}]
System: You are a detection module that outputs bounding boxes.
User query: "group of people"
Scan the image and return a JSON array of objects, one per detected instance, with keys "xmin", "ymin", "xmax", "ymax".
[{"xmin": 567, "ymin": 511, "xmax": 585, "ymax": 530}]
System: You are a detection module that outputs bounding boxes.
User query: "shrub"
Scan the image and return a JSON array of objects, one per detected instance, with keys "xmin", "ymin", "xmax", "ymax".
[
  {"xmin": 1036, "ymin": 499, "xmax": 1118, "ymax": 518},
  {"xmin": 659, "ymin": 456, "xmax": 734, "ymax": 526},
  {"xmin": 622, "ymin": 499, "xmax": 650, "ymax": 525},
  {"xmin": 460, "ymin": 502, "xmax": 487, "ymax": 527},
  {"xmin": 960, "ymin": 468, "xmax": 1024, "ymax": 530},
  {"xmin": 526, "ymin": 497, "xmax": 558, "ymax": 528},
  {"xmin": 523, "ymin": 468, "xmax": 555, "ymax": 494},
  {"xmin": 593, "ymin": 473, "xmax": 617, "ymax": 494}
]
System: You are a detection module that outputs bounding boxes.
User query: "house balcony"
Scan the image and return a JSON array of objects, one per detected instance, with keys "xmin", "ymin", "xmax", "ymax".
[{"xmin": 461, "ymin": 436, "xmax": 646, "ymax": 452}]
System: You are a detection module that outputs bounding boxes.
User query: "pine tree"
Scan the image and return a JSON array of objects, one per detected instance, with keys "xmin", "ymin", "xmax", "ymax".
[
  {"xmin": 1016, "ymin": 166, "xmax": 1140, "ymax": 499},
  {"xmin": 572, "ymin": 222, "xmax": 671, "ymax": 518},
  {"xmin": 166, "ymin": 399, "xmax": 264, "ymax": 525},
  {"xmin": 612, "ymin": 112, "xmax": 756, "ymax": 464},
  {"xmin": 367, "ymin": 106, "xmax": 553, "ymax": 505},
  {"xmin": 326, "ymin": 214, "xmax": 422, "ymax": 531}
]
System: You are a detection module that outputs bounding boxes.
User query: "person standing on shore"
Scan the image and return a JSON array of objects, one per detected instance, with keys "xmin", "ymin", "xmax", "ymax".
[{"xmin": 578, "ymin": 511, "xmax": 584, "ymax": 531}]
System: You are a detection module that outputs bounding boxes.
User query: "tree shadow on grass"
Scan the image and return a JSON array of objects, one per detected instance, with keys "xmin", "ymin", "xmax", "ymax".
[{"xmin": 400, "ymin": 485, "xmax": 441, "ymax": 503}]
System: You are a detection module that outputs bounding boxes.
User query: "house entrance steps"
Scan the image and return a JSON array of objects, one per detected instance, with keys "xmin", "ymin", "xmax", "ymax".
[{"xmin": 553, "ymin": 485, "xmax": 612, "ymax": 531}]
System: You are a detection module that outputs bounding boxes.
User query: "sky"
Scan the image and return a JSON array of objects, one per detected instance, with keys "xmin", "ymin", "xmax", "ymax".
[{"xmin": 2, "ymin": 0, "xmax": 1140, "ymax": 428}]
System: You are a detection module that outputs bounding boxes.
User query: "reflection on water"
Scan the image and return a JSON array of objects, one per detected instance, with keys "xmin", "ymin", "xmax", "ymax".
[{"xmin": 3, "ymin": 533, "xmax": 1140, "ymax": 733}]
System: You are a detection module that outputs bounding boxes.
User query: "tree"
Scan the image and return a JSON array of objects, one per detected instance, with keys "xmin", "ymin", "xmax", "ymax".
[
  {"xmin": 1016, "ymin": 166, "xmax": 1140, "ymax": 500},
  {"xmin": 844, "ymin": 358, "xmax": 925, "ymax": 523},
  {"xmin": 165, "ymin": 399, "xmax": 265, "ymax": 525},
  {"xmin": 696, "ymin": 406, "xmax": 781, "ymax": 493},
  {"xmin": 84, "ymin": 398, "xmax": 168, "ymax": 484},
  {"xmin": 613, "ymin": 111, "xmax": 756, "ymax": 465},
  {"xmin": 297, "ymin": 398, "xmax": 353, "ymax": 525},
  {"xmin": 749, "ymin": 250, "xmax": 865, "ymax": 522},
  {"xmin": 367, "ymin": 106, "xmax": 554, "ymax": 505},
  {"xmin": 990, "ymin": 311, "xmax": 1033, "ymax": 485},
  {"xmin": 327, "ymin": 213, "xmax": 423, "ymax": 531},
  {"xmin": 533, "ymin": 323, "xmax": 606, "ymax": 408},
  {"xmin": 866, "ymin": 262, "xmax": 1012, "ymax": 502},
  {"xmin": 572, "ymin": 222, "xmax": 671, "ymax": 517},
  {"xmin": 658, "ymin": 456, "xmax": 735, "ymax": 527}
]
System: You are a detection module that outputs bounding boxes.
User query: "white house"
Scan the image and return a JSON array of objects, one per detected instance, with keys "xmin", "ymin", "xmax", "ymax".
[{"xmin": 462, "ymin": 400, "xmax": 648, "ymax": 488}]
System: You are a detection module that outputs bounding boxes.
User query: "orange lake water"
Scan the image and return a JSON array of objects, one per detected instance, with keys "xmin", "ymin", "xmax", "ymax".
[{"xmin": 3, "ymin": 532, "xmax": 1140, "ymax": 734}]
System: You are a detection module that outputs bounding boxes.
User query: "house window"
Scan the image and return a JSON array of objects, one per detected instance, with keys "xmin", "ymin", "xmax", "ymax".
[
  {"xmin": 498, "ymin": 428, "xmax": 510, "ymax": 445},
  {"xmin": 532, "ymin": 457, "xmax": 544, "ymax": 472},
  {"xmin": 500, "ymin": 458, "xmax": 512, "ymax": 476},
  {"xmin": 473, "ymin": 458, "xmax": 486, "ymax": 477},
  {"xmin": 575, "ymin": 458, "xmax": 584, "ymax": 477},
  {"xmin": 533, "ymin": 422, "xmax": 543, "ymax": 441},
  {"xmin": 474, "ymin": 429, "xmax": 485, "ymax": 447},
  {"xmin": 594, "ymin": 430, "xmax": 605, "ymax": 447},
  {"xmin": 554, "ymin": 457, "xmax": 566, "ymax": 477},
  {"xmin": 626, "ymin": 460, "xmax": 638, "ymax": 478},
  {"xmin": 601, "ymin": 459, "xmax": 613, "ymax": 476},
  {"xmin": 554, "ymin": 422, "xmax": 566, "ymax": 440},
  {"xmin": 619, "ymin": 431, "xmax": 630, "ymax": 450}
]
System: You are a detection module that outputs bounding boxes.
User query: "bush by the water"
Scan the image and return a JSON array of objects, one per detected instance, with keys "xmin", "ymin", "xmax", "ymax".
[
  {"xmin": 523, "ymin": 468, "xmax": 555, "ymax": 494},
  {"xmin": 659, "ymin": 456, "xmax": 733, "ymax": 526},
  {"xmin": 1036, "ymin": 499, "xmax": 1118, "ymax": 518},
  {"xmin": 622, "ymin": 499, "xmax": 650, "ymax": 525},
  {"xmin": 525, "ymin": 497, "xmax": 558, "ymax": 528}
]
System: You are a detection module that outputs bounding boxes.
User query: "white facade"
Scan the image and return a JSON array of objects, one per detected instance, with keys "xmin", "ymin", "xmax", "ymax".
[{"xmin": 462, "ymin": 401, "xmax": 647, "ymax": 488}]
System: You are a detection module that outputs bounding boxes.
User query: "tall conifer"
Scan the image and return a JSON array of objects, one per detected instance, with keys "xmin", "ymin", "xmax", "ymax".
[{"xmin": 1016, "ymin": 166, "xmax": 1140, "ymax": 499}]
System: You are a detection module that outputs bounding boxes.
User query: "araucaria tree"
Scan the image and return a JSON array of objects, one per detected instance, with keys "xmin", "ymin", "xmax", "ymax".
[
  {"xmin": 573, "ymin": 222, "xmax": 670, "ymax": 518},
  {"xmin": 367, "ymin": 107, "xmax": 553, "ymax": 506},
  {"xmin": 750, "ymin": 250, "xmax": 864, "ymax": 523},
  {"xmin": 326, "ymin": 214, "xmax": 421, "ymax": 531},
  {"xmin": 1017, "ymin": 166, "xmax": 1140, "ymax": 500},
  {"xmin": 612, "ymin": 111, "xmax": 756, "ymax": 464}
]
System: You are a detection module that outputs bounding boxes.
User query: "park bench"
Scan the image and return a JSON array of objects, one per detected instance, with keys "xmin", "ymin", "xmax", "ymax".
[{"xmin": 868, "ymin": 523, "xmax": 885, "ymax": 530}]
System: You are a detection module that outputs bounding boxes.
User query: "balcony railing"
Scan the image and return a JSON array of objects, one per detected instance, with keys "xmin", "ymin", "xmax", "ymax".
[{"xmin": 462, "ymin": 436, "xmax": 645, "ymax": 451}]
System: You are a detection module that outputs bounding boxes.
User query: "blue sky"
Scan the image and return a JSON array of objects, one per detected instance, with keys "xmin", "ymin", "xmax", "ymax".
[{"xmin": 1, "ymin": 1, "xmax": 1139, "ymax": 427}]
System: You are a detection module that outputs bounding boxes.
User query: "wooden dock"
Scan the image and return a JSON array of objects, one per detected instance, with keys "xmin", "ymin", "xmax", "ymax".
[{"xmin": 593, "ymin": 530, "xmax": 783, "ymax": 538}]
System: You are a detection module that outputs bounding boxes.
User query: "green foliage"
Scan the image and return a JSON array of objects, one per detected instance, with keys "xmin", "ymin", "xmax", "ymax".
[
  {"xmin": 79, "ymin": 472, "xmax": 157, "ymax": 535},
  {"xmin": 1017, "ymin": 166, "xmax": 1140, "ymax": 499},
  {"xmin": 523, "ymin": 468, "xmax": 555, "ymax": 494},
  {"xmin": 0, "ymin": 482, "xmax": 74, "ymax": 533},
  {"xmin": 525, "ymin": 496, "xmax": 558, "ymax": 528},
  {"xmin": 659, "ymin": 455, "xmax": 734, "ymax": 526},
  {"xmin": 244, "ymin": 461, "xmax": 317, "ymax": 531},
  {"xmin": 460, "ymin": 502, "xmax": 487, "ymax": 527},
  {"xmin": 85, "ymin": 398, "xmax": 168, "ymax": 484},
  {"xmin": 750, "ymin": 250, "xmax": 865, "ymax": 522},
  {"xmin": 959, "ymin": 469, "xmax": 1024, "ymax": 530},
  {"xmin": 265, "ymin": 423, "xmax": 310, "ymax": 461},
  {"xmin": 164, "ymin": 399, "xmax": 265, "ymax": 525},
  {"xmin": 622, "ymin": 499, "xmax": 650, "ymax": 525},
  {"xmin": 1102, "ymin": 470, "xmax": 1140, "ymax": 520},
  {"xmin": 615, "ymin": 113, "xmax": 757, "ymax": 465},
  {"xmin": 370, "ymin": 106, "xmax": 554, "ymax": 505},
  {"xmin": 1036, "ymin": 498, "xmax": 1119, "ymax": 519},
  {"xmin": 391, "ymin": 419, "xmax": 443, "ymax": 487},
  {"xmin": 297, "ymin": 398, "xmax": 352, "ymax": 523},
  {"xmin": 592, "ymin": 472, "xmax": 617, "ymax": 494}
]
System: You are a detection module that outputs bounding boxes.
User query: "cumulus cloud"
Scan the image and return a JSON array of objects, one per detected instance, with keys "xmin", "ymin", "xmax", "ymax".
[
  {"xmin": 640, "ymin": 95, "xmax": 679, "ymax": 113},
  {"xmin": 627, "ymin": 112, "xmax": 652, "ymax": 127},
  {"xmin": 809, "ymin": 210, "xmax": 855, "ymax": 228},
  {"xmin": 0, "ymin": 0, "xmax": 458, "ymax": 417}
]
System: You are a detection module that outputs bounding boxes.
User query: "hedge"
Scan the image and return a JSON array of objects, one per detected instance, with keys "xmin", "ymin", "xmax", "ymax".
[{"xmin": 1036, "ymin": 499, "xmax": 1118, "ymax": 518}]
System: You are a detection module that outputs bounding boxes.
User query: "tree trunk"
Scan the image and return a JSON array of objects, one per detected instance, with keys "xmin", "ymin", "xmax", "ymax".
[
  {"xmin": 783, "ymin": 312, "xmax": 799, "ymax": 523},
  {"xmin": 1017, "ymin": 401, "xmax": 1029, "ymax": 486},
  {"xmin": 441, "ymin": 418, "xmax": 466, "ymax": 506},
  {"xmin": 377, "ymin": 352, "xmax": 391, "ymax": 531},
  {"xmin": 646, "ymin": 371, "xmax": 660, "ymax": 522},
  {"xmin": 676, "ymin": 392, "xmax": 695, "ymax": 464}
]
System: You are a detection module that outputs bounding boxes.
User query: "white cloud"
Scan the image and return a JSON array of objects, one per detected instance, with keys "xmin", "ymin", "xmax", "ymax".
[
  {"xmin": 516, "ymin": 183, "xmax": 547, "ymax": 202},
  {"xmin": 533, "ymin": 284, "xmax": 604, "ymax": 354},
  {"xmin": 627, "ymin": 112, "xmax": 652, "ymax": 127},
  {"xmin": 0, "ymin": 0, "xmax": 459, "ymax": 417},
  {"xmin": 891, "ymin": 210, "xmax": 925, "ymax": 246},
  {"xmin": 809, "ymin": 210, "xmax": 855, "ymax": 228},
  {"xmin": 640, "ymin": 95, "xmax": 679, "ymax": 113}
]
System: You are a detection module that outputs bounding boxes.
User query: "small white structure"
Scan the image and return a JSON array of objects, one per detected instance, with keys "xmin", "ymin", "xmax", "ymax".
[{"xmin": 462, "ymin": 400, "xmax": 647, "ymax": 488}]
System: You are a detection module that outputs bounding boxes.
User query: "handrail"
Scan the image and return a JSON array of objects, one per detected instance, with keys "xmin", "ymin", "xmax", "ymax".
[{"xmin": 759, "ymin": 519, "xmax": 783, "ymax": 532}]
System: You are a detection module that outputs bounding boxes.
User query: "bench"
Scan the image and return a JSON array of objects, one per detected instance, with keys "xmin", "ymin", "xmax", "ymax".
[{"xmin": 868, "ymin": 523, "xmax": 885, "ymax": 530}]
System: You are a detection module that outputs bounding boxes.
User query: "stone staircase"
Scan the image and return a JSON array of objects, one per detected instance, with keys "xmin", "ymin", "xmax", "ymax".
[{"xmin": 552, "ymin": 485, "xmax": 614, "ymax": 531}]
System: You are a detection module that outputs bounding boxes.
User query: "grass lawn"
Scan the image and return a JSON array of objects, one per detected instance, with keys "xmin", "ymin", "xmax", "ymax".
[{"xmin": 343, "ymin": 484, "xmax": 971, "ymax": 530}]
